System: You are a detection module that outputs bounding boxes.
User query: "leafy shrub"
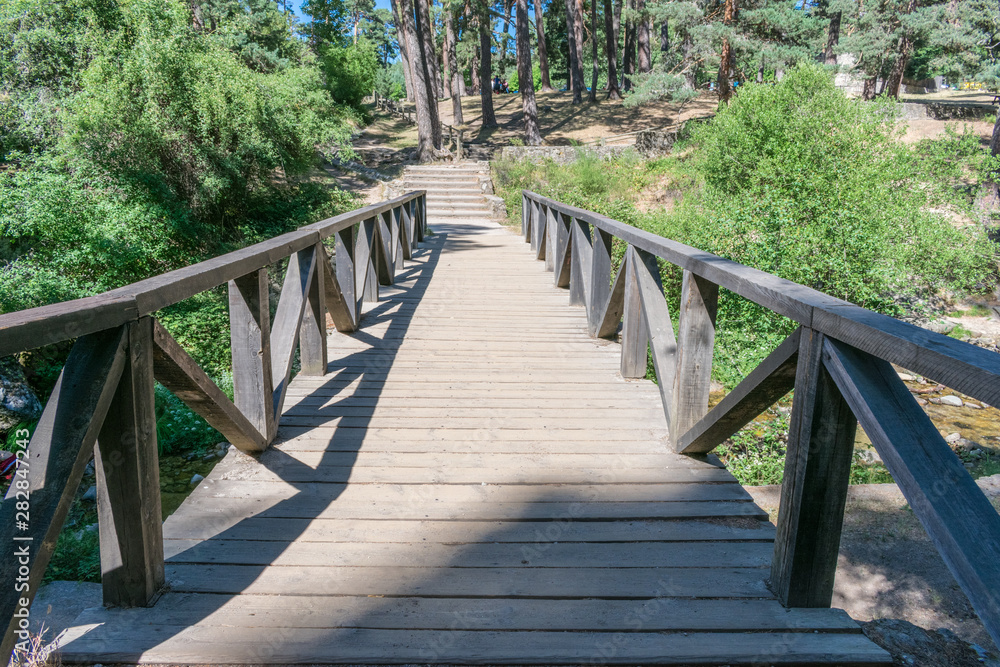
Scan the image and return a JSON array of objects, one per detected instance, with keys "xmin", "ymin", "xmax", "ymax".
[{"xmin": 321, "ymin": 40, "xmax": 379, "ymax": 108}]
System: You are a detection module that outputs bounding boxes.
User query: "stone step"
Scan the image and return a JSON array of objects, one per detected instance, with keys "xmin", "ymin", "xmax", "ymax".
[
  {"xmin": 425, "ymin": 200, "xmax": 489, "ymax": 208},
  {"xmin": 403, "ymin": 177, "xmax": 480, "ymax": 185},
  {"xmin": 427, "ymin": 210, "xmax": 494, "ymax": 218}
]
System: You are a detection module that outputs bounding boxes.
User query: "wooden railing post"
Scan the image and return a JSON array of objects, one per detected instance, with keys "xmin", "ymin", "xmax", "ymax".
[
  {"xmin": 335, "ymin": 226, "xmax": 359, "ymax": 323},
  {"xmin": 521, "ymin": 195, "xmax": 528, "ymax": 239},
  {"xmin": 542, "ymin": 205, "xmax": 554, "ymax": 272},
  {"xmin": 299, "ymin": 243, "xmax": 328, "ymax": 376},
  {"xmin": 229, "ymin": 269, "xmax": 276, "ymax": 440},
  {"xmin": 96, "ymin": 316, "xmax": 165, "ymax": 608},
  {"xmin": 569, "ymin": 220, "xmax": 592, "ymax": 307},
  {"xmin": 620, "ymin": 247, "xmax": 648, "ymax": 378},
  {"xmin": 588, "ymin": 228, "xmax": 613, "ymax": 336},
  {"xmin": 358, "ymin": 217, "xmax": 379, "ymax": 304},
  {"xmin": 670, "ymin": 270, "xmax": 719, "ymax": 446},
  {"xmin": 771, "ymin": 327, "xmax": 857, "ymax": 607}
]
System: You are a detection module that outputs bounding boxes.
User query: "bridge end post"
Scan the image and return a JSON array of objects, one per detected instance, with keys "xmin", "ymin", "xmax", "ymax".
[
  {"xmin": 96, "ymin": 316, "xmax": 166, "ymax": 608},
  {"xmin": 770, "ymin": 327, "xmax": 856, "ymax": 608}
]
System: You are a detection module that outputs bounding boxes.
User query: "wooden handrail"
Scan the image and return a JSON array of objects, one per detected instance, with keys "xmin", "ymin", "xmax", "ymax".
[
  {"xmin": 0, "ymin": 192, "xmax": 425, "ymax": 358},
  {"xmin": 520, "ymin": 189, "xmax": 1000, "ymax": 647},
  {"xmin": 0, "ymin": 191, "xmax": 428, "ymax": 660}
]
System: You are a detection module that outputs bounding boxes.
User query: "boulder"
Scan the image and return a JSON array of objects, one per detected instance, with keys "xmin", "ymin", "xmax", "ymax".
[{"xmin": 0, "ymin": 357, "xmax": 42, "ymax": 433}]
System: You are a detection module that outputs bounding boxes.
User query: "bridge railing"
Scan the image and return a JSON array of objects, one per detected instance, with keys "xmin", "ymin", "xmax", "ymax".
[
  {"xmin": 521, "ymin": 189, "xmax": 1000, "ymax": 645},
  {"xmin": 0, "ymin": 191, "xmax": 427, "ymax": 657}
]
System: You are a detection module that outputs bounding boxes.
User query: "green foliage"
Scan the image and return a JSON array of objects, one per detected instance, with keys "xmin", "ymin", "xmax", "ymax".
[
  {"xmin": 45, "ymin": 526, "xmax": 101, "ymax": 583},
  {"xmin": 375, "ymin": 60, "xmax": 407, "ymax": 100},
  {"xmin": 321, "ymin": 39, "xmax": 379, "ymax": 108}
]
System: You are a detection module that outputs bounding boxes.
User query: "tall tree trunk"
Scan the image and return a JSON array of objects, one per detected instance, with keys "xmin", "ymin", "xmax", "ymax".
[
  {"xmin": 716, "ymin": 0, "xmax": 737, "ymax": 104},
  {"xmin": 660, "ymin": 18, "xmax": 669, "ymax": 56},
  {"xmin": 636, "ymin": 0, "xmax": 650, "ymax": 73},
  {"xmin": 622, "ymin": 0, "xmax": 635, "ymax": 91},
  {"xmin": 589, "ymin": 0, "xmax": 598, "ymax": 101},
  {"xmin": 479, "ymin": 13, "xmax": 498, "ymax": 127},
  {"xmin": 564, "ymin": 0, "xmax": 585, "ymax": 102},
  {"xmin": 680, "ymin": 29, "xmax": 695, "ymax": 88},
  {"xmin": 534, "ymin": 0, "xmax": 556, "ymax": 91},
  {"xmin": 824, "ymin": 11, "xmax": 841, "ymax": 66},
  {"xmin": 516, "ymin": 0, "xmax": 543, "ymax": 143},
  {"xmin": 862, "ymin": 75, "xmax": 877, "ymax": 100},
  {"xmin": 403, "ymin": 0, "xmax": 442, "ymax": 159},
  {"xmin": 499, "ymin": 0, "xmax": 514, "ymax": 74},
  {"xmin": 574, "ymin": 0, "xmax": 587, "ymax": 95},
  {"xmin": 446, "ymin": 6, "xmax": 464, "ymax": 124},
  {"xmin": 613, "ymin": 0, "xmax": 622, "ymax": 63},
  {"xmin": 442, "ymin": 26, "xmax": 452, "ymax": 99},
  {"xmin": 392, "ymin": 0, "xmax": 417, "ymax": 101},
  {"xmin": 423, "ymin": 0, "xmax": 443, "ymax": 100},
  {"xmin": 884, "ymin": 0, "xmax": 916, "ymax": 98},
  {"xmin": 604, "ymin": 0, "xmax": 622, "ymax": 99}
]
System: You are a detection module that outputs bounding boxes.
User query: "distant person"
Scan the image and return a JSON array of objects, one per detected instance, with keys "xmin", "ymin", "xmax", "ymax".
[
  {"xmin": 501, "ymin": 79, "xmax": 509, "ymax": 93},
  {"xmin": 493, "ymin": 76, "xmax": 501, "ymax": 93}
]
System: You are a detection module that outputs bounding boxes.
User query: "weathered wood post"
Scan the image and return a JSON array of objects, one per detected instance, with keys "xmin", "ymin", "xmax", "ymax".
[
  {"xmin": 569, "ymin": 220, "xmax": 592, "ymax": 307},
  {"xmin": 588, "ymin": 228, "xmax": 613, "ymax": 336},
  {"xmin": 299, "ymin": 244, "xmax": 328, "ymax": 376},
  {"xmin": 670, "ymin": 270, "xmax": 719, "ymax": 446},
  {"xmin": 335, "ymin": 225, "xmax": 359, "ymax": 324},
  {"xmin": 620, "ymin": 247, "xmax": 648, "ymax": 378},
  {"xmin": 229, "ymin": 269, "xmax": 276, "ymax": 440},
  {"xmin": 96, "ymin": 316, "xmax": 165, "ymax": 607},
  {"xmin": 770, "ymin": 327, "xmax": 857, "ymax": 607},
  {"xmin": 358, "ymin": 218, "xmax": 379, "ymax": 304}
]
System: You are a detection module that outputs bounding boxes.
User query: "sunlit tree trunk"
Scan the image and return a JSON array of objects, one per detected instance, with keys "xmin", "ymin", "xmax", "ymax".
[
  {"xmin": 824, "ymin": 11, "xmax": 841, "ymax": 66},
  {"xmin": 622, "ymin": 0, "xmax": 635, "ymax": 91},
  {"xmin": 516, "ymin": 0, "xmax": 543, "ymax": 143},
  {"xmin": 479, "ymin": 10, "xmax": 498, "ymax": 127},
  {"xmin": 446, "ymin": 6, "xmax": 464, "ymax": 124},
  {"xmin": 716, "ymin": 0, "xmax": 737, "ymax": 104},
  {"xmin": 534, "ymin": 0, "xmax": 556, "ymax": 91},
  {"xmin": 680, "ymin": 29, "xmax": 695, "ymax": 89},
  {"xmin": 405, "ymin": 0, "xmax": 443, "ymax": 159},
  {"xmin": 499, "ymin": 0, "xmax": 514, "ymax": 74},
  {"xmin": 392, "ymin": 0, "xmax": 417, "ymax": 101},
  {"xmin": 574, "ymin": 0, "xmax": 587, "ymax": 95},
  {"xmin": 589, "ymin": 0, "xmax": 598, "ymax": 101},
  {"xmin": 564, "ymin": 0, "xmax": 585, "ymax": 102},
  {"xmin": 660, "ymin": 18, "xmax": 668, "ymax": 56},
  {"xmin": 604, "ymin": 0, "xmax": 622, "ymax": 99},
  {"xmin": 636, "ymin": 0, "xmax": 650, "ymax": 73}
]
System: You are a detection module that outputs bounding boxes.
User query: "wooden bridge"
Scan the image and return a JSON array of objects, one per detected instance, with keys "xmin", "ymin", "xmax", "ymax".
[{"xmin": 2, "ymin": 171, "xmax": 1000, "ymax": 665}]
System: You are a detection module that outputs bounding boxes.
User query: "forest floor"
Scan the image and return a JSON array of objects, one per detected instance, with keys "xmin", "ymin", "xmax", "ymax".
[
  {"xmin": 353, "ymin": 88, "xmax": 996, "ymax": 170},
  {"xmin": 352, "ymin": 90, "xmax": 716, "ymax": 170}
]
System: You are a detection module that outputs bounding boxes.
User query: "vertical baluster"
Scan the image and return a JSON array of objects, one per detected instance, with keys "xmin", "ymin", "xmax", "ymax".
[
  {"xmin": 588, "ymin": 228, "xmax": 613, "ymax": 336},
  {"xmin": 299, "ymin": 244, "xmax": 328, "ymax": 376},
  {"xmin": 620, "ymin": 247, "xmax": 648, "ymax": 378},
  {"xmin": 771, "ymin": 327, "xmax": 857, "ymax": 607},
  {"xmin": 96, "ymin": 316, "xmax": 164, "ymax": 607},
  {"xmin": 375, "ymin": 210, "xmax": 394, "ymax": 286},
  {"xmin": 670, "ymin": 270, "xmax": 719, "ymax": 445},
  {"xmin": 357, "ymin": 217, "xmax": 379, "ymax": 305},
  {"xmin": 391, "ymin": 206, "xmax": 405, "ymax": 268},
  {"xmin": 569, "ymin": 220, "xmax": 592, "ymax": 307},
  {"xmin": 521, "ymin": 195, "xmax": 529, "ymax": 240},
  {"xmin": 335, "ymin": 226, "xmax": 359, "ymax": 324},
  {"xmin": 554, "ymin": 212, "xmax": 572, "ymax": 286},
  {"xmin": 546, "ymin": 206, "xmax": 558, "ymax": 273},
  {"xmin": 229, "ymin": 269, "xmax": 275, "ymax": 440},
  {"xmin": 529, "ymin": 200, "xmax": 539, "ymax": 254}
]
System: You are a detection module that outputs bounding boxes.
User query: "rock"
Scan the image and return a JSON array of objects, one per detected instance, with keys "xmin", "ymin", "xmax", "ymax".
[
  {"xmin": 944, "ymin": 432, "xmax": 961, "ymax": 443},
  {"xmin": 862, "ymin": 618, "xmax": 1000, "ymax": 667},
  {"xmin": 938, "ymin": 395, "xmax": 963, "ymax": 407},
  {"xmin": 84, "ymin": 460, "xmax": 95, "ymax": 475},
  {"xmin": 857, "ymin": 449, "xmax": 882, "ymax": 465},
  {"xmin": 190, "ymin": 474, "xmax": 205, "ymax": 485},
  {"xmin": 896, "ymin": 372, "xmax": 915, "ymax": 382},
  {"xmin": 203, "ymin": 453, "xmax": 217, "ymax": 461},
  {"xmin": 915, "ymin": 398, "xmax": 928, "ymax": 406},
  {"xmin": 81, "ymin": 486, "xmax": 97, "ymax": 502},
  {"xmin": 0, "ymin": 357, "xmax": 43, "ymax": 432},
  {"xmin": 978, "ymin": 474, "xmax": 1000, "ymax": 497},
  {"xmin": 922, "ymin": 320, "xmax": 956, "ymax": 335},
  {"xmin": 967, "ymin": 402, "xmax": 983, "ymax": 409}
]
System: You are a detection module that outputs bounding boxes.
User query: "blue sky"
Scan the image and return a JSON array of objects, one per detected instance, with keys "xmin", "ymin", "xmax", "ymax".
[{"xmin": 292, "ymin": 0, "xmax": 393, "ymax": 21}]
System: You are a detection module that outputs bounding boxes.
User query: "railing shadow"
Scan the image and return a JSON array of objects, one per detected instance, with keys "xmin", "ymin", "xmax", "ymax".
[{"xmin": 56, "ymin": 221, "xmax": 446, "ymax": 660}]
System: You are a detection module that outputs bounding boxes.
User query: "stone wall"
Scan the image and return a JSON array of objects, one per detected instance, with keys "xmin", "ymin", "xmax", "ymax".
[
  {"xmin": 899, "ymin": 102, "xmax": 995, "ymax": 121},
  {"xmin": 499, "ymin": 145, "xmax": 633, "ymax": 164}
]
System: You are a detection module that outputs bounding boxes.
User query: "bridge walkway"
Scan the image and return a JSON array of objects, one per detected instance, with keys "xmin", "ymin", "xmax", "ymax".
[{"xmin": 55, "ymin": 214, "xmax": 889, "ymax": 664}]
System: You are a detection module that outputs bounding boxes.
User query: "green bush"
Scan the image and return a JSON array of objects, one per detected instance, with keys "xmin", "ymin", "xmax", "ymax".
[{"xmin": 321, "ymin": 40, "xmax": 379, "ymax": 108}]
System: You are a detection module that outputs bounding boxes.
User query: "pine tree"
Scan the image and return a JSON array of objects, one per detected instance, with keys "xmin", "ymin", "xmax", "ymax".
[{"xmin": 516, "ymin": 0, "xmax": 543, "ymax": 142}]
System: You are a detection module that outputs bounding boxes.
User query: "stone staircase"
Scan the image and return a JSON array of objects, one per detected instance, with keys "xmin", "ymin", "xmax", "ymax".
[{"xmin": 402, "ymin": 162, "xmax": 493, "ymax": 220}]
